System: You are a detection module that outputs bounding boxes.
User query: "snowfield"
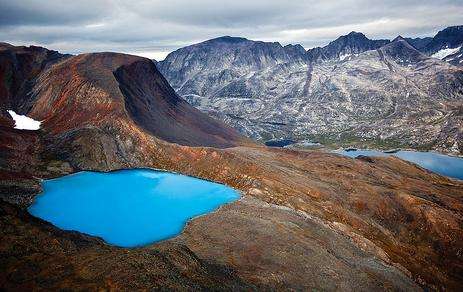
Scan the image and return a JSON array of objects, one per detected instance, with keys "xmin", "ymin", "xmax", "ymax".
[
  {"xmin": 431, "ymin": 46, "xmax": 461, "ymax": 59},
  {"xmin": 7, "ymin": 110, "xmax": 41, "ymax": 130}
]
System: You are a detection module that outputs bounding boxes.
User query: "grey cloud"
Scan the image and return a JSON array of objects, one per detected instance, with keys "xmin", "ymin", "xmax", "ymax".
[
  {"xmin": 0, "ymin": 0, "xmax": 462, "ymax": 59},
  {"xmin": 0, "ymin": 0, "xmax": 112, "ymax": 26}
]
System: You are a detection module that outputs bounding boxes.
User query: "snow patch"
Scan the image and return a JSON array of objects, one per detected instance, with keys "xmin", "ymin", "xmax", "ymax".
[
  {"xmin": 339, "ymin": 53, "xmax": 351, "ymax": 61},
  {"xmin": 431, "ymin": 46, "xmax": 461, "ymax": 59},
  {"xmin": 7, "ymin": 110, "xmax": 41, "ymax": 130}
]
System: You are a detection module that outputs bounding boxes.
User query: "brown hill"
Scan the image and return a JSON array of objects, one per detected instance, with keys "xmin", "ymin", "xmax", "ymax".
[{"xmin": 47, "ymin": 53, "xmax": 246, "ymax": 147}]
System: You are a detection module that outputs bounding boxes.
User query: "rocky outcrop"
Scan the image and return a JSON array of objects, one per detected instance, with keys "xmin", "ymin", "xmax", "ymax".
[{"xmin": 174, "ymin": 196, "xmax": 421, "ymax": 291}]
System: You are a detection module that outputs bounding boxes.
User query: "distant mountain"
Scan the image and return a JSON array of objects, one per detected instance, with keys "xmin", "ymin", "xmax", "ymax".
[
  {"xmin": 158, "ymin": 36, "xmax": 307, "ymax": 98},
  {"xmin": 402, "ymin": 26, "xmax": 463, "ymax": 65},
  {"xmin": 158, "ymin": 27, "xmax": 463, "ymax": 155},
  {"xmin": 424, "ymin": 25, "xmax": 463, "ymax": 56},
  {"xmin": 306, "ymin": 31, "xmax": 389, "ymax": 61}
]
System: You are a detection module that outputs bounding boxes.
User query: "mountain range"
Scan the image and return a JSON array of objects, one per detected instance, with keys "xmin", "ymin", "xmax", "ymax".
[
  {"xmin": 158, "ymin": 25, "xmax": 463, "ymax": 155},
  {"xmin": 1, "ymin": 32, "xmax": 463, "ymax": 290}
]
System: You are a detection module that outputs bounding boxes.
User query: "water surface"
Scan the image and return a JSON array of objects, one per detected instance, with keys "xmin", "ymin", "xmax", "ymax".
[
  {"xmin": 336, "ymin": 149, "xmax": 463, "ymax": 180},
  {"xmin": 28, "ymin": 169, "xmax": 240, "ymax": 247},
  {"xmin": 265, "ymin": 139, "xmax": 296, "ymax": 147}
]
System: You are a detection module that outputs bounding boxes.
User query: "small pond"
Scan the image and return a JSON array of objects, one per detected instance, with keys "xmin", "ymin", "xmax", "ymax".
[
  {"xmin": 28, "ymin": 169, "xmax": 240, "ymax": 247},
  {"xmin": 265, "ymin": 139, "xmax": 296, "ymax": 147},
  {"xmin": 335, "ymin": 149, "xmax": 463, "ymax": 180}
]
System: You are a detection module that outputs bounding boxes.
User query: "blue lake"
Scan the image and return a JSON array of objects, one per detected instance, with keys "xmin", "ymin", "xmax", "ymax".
[
  {"xmin": 335, "ymin": 149, "xmax": 463, "ymax": 180},
  {"xmin": 28, "ymin": 169, "xmax": 240, "ymax": 248}
]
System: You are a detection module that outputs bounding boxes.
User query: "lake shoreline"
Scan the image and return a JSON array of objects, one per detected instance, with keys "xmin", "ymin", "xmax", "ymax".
[
  {"xmin": 334, "ymin": 148, "xmax": 463, "ymax": 181},
  {"xmin": 28, "ymin": 169, "xmax": 241, "ymax": 248}
]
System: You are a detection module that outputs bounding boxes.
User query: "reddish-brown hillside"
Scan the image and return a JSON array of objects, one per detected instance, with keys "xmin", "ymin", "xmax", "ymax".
[
  {"xmin": 0, "ymin": 43, "xmax": 66, "ymax": 112},
  {"xmin": 1, "ymin": 45, "xmax": 245, "ymax": 148}
]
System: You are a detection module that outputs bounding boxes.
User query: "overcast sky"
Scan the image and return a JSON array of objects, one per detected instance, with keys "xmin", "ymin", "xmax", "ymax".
[{"xmin": 1, "ymin": 0, "xmax": 462, "ymax": 60}]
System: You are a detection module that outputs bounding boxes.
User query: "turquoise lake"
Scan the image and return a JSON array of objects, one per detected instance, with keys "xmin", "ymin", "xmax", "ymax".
[
  {"xmin": 28, "ymin": 169, "xmax": 240, "ymax": 248},
  {"xmin": 336, "ymin": 149, "xmax": 463, "ymax": 180}
]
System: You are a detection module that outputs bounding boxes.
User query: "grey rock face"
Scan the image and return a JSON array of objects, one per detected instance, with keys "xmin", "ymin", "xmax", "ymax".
[{"xmin": 158, "ymin": 31, "xmax": 463, "ymax": 155}]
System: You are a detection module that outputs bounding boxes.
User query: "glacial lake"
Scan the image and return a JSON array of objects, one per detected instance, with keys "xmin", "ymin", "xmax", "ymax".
[
  {"xmin": 265, "ymin": 139, "xmax": 296, "ymax": 147},
  {"xmin": 335, "ymin": 149, "xmax": 463, "ymax": 180},
  {"xmin": 28, "ymin": 169, "xmax": 240, "ymax": 248}
]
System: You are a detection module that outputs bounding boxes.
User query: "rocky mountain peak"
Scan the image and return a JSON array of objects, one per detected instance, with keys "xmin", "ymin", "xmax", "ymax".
[
  {"xmin": 328, "ymin": 31, "xmax": 370, "ymax": 47},
  {"xmin": 435, "ymin": 25, "xmax": 463, "ymax": 40},
  {"xmin": 0, "ymin": 42, "xmax": 14, "ymax": 48},
  {"xmin": 384, "ymin": 35, "xmax": 417, "ymax": 49},
  {"xmin": 283, "ymin": 43, "xmax": 307, "ymax": 58},
  {"xmin": 204, "ymin": 35, "xmax": 250, "ymax": 45},
  {"xmin": 345, "ymin": 31, "xmax": 368, "ymax": 39},
  {"xmin": 392, "ymin": 35, "xmax": 406, "ymax": 42},
  {"xmin": 306, "ymin": 31, "xmax": 389, "ymax": 61},
  {"xmin": 379, "ymin": 35, "xmax": 426, "ymax": 63},
  {"xmin": 0, "ymin": 44, "xmax": 68, "ymax": 112}
]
